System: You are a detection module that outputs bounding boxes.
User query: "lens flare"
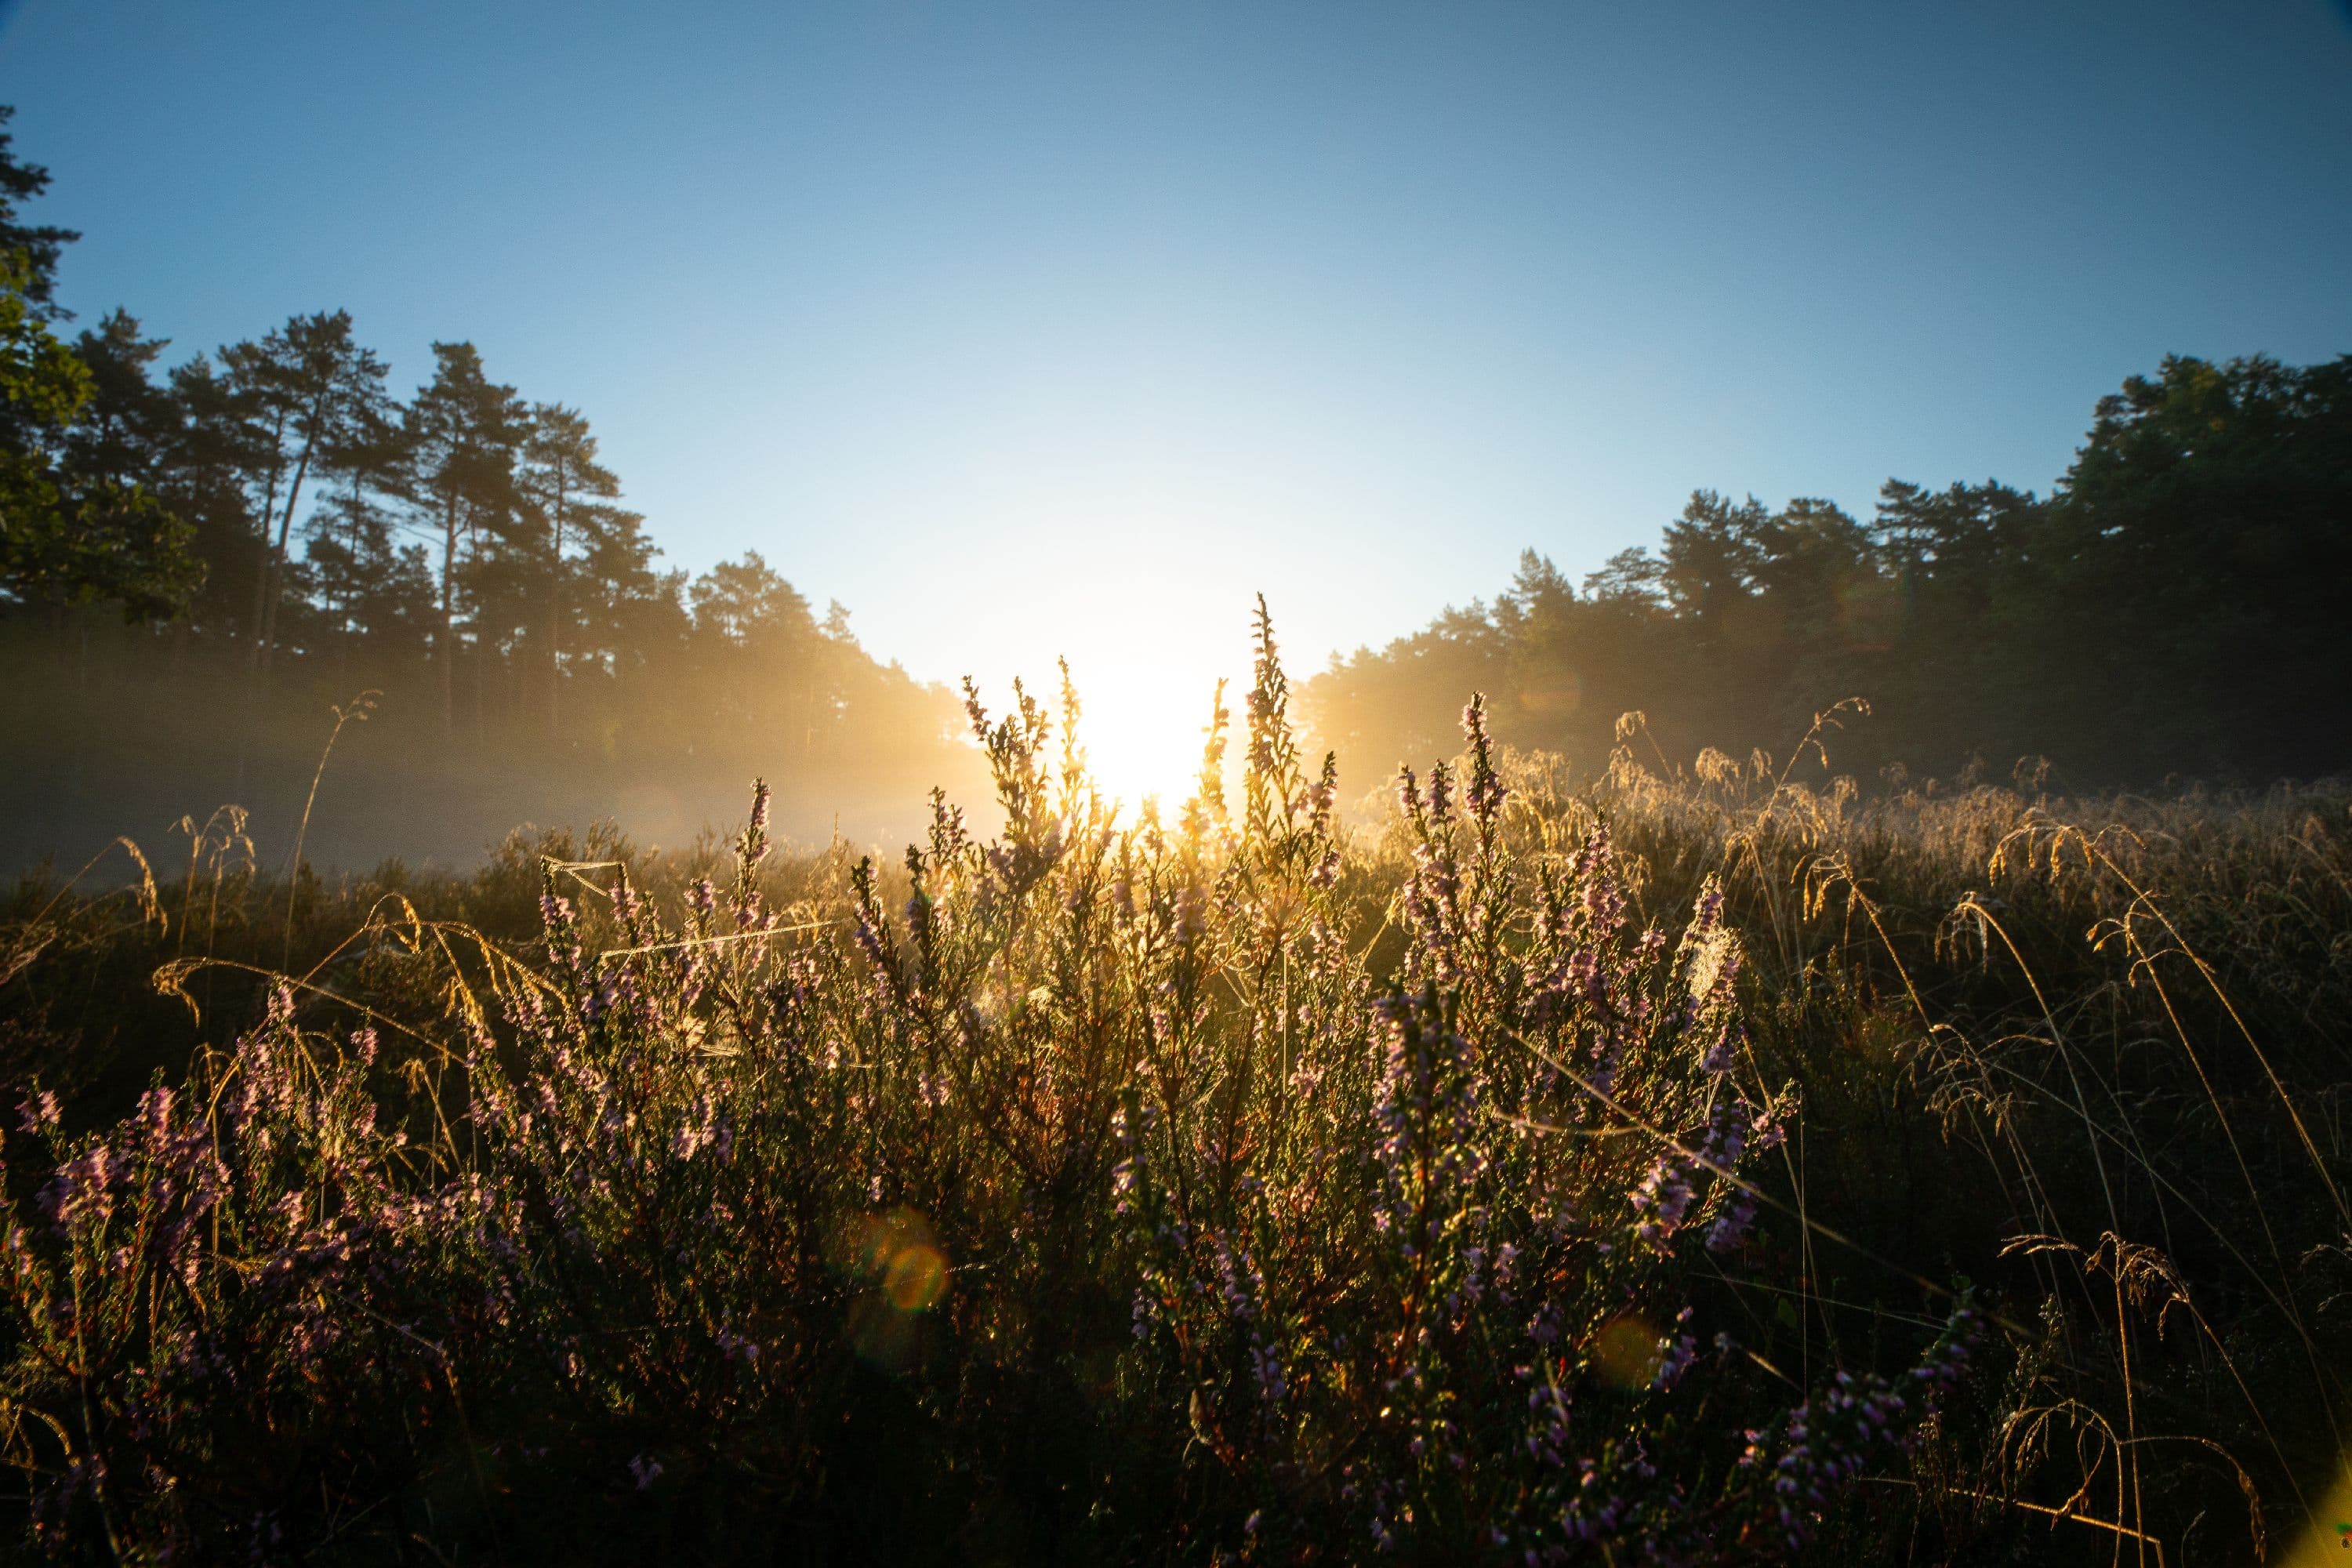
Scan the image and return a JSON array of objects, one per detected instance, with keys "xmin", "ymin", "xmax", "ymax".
[{"xmin": 1592, "ymin": 1314, "xmax": 1663, "ymax": 1390}]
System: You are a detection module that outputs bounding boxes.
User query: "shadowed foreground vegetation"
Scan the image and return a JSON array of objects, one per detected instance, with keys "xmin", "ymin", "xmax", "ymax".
[{"xmin": 0, "ymin": 618, "xmax": 2346, "ymax": 1564}]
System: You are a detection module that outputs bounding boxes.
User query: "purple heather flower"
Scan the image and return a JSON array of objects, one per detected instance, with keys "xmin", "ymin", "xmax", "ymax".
[{"xmin": 17, "ymin": 1089, "xmax": 60, "ymax": 1135}]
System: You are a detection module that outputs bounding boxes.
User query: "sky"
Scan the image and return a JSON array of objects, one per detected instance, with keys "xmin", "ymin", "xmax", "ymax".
[{"xmin": 3, "ymin": 0, "xmax": 2349, "ymax": 801}]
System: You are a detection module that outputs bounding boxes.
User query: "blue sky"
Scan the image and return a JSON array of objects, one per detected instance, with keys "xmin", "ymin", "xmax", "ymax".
[{"xmin": 4, "ymin": 0, "xmax": 2348, "ymax": 797}]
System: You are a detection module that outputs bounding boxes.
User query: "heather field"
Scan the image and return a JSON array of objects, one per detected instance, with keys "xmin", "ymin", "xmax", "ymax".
[
  {"xmin": 2, "ymin": 619, "xmax": 2347, "ymax": 1563},
  {"xmin": 5, "ymin": 2, "xmax": 2350, "ymax": 1562}
]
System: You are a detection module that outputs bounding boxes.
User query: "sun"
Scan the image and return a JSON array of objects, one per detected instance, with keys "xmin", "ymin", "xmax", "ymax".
[
  {"xmin": 1055, "ymin": 655, "xmax": 1232, "ymax": 817},
  {"xmin": 953, "ymin": 564, "xmax": 1262, "ymax": 821}
]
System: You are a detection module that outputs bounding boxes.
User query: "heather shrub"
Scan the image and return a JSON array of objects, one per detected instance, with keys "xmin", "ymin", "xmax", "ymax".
[{"xmin": 0, "ymin": 622, "xmax": 2170, "ymax": 1564}]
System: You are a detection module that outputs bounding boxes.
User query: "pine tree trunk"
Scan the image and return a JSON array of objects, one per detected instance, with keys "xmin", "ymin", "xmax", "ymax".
[
  {"xmin": 252, "ymin": 439, "xmax": 312, "ymax": 675},
  {"xmin": 548, "ymin": 486, "xmax": 564, "ymax": 744},
  {"xmin": 438, "ymin": 494, "xmax": 458, "ymax": 739},
  {"xmin": 244, "ymin": 424, "xmax": 288, "ymax": 673}
]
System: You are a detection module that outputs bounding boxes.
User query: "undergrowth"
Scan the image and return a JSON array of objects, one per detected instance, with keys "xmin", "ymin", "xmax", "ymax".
[{"xmin": 0, "ymin": 612, "xmax": 2343, "ymax": 1564}]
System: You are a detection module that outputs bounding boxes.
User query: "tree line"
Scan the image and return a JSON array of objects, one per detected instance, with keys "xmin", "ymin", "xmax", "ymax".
[
  {"xmin": 0, "ymin": 108, "xmax": 970, "ymax": 865},
  {"xmin": 1304, "ymin": 351, "xmax": 2352, "ymax": 790},
  {"xmin": 7, "ymin": 95, "xmax": 2345, "ymax": 862}
]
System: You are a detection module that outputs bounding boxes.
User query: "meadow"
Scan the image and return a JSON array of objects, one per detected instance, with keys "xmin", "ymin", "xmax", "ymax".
[{"xmin": 0, "ymin": 612, "xmax": 2344, "ymax": 1564}]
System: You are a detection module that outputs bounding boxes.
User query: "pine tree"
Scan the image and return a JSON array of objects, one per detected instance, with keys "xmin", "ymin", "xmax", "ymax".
[
  {"xmin": 0, "ymin": 107, "xmax": 78, "ymax": 320},
  {"xmin": 518, "ymin": 403, "xmax": 622, "ymax": 739},
  {"xmin": 223, "ymin": 311, "xmax": 392, "ymax": 671},
  {"xmin": 0, "ymin": 258, "xmax": 198, "ymax": 624},
  {"xmin": 405, "ymin": 343, "xmax": 524, "ymax": 737}
]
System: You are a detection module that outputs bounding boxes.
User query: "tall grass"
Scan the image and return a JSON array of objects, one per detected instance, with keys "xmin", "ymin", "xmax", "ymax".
[{"xmin": 0, "ymin": 615, "xmax": 2343, "ymax": 1563}]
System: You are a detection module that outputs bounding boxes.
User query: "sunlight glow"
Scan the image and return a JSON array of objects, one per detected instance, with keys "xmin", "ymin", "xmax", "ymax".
[
  {"xmin": 1055, "ymin": 653, "xmax": 1229, "ymax": 816},
  {"xmin": 956, "ymin": 652, "xmax": 1231, "ymax": 821},
  {"xmin": 2277, "ymin": 1464, "xmax": 2352, "ymax": 1568},
  {"xmin": 944, "ymin": 519, "xmax": 1262, "ymax": 819}
]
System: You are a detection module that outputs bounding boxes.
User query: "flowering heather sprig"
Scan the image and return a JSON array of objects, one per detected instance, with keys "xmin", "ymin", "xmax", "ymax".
[
  {"xmin": 1705, "ymin": 1188, "xmax": 1759, "ymax": 1254},
  {"xmin": 1461, "ymin": 696, "xmax": 1507, "ymax": 828},
  {"xmin": 715, "ymin": 1321, "xmax": 761, "ymax": 1366},
  {"xmin": 16, "ymin": 1088, "xmax": 60, "ymax": 1137},
  {"xmin": 1738, "ymin": 1372, "xmax": 1916, "ymax": 1550},
  {"xmin": 742, "ymin": 778, "xmax": 771, "ymax": 862},
  {"xmin": 1652, "ymin": 1305, "xmax": 1697, "ymax": 1391},
  {"xmin": 1628, "ymin": 1152, "xmax": 1696, "ymax": 1250},
  {"xmin": 1368, "ymin": 987, "xmax": 1486, "ymax": 1254},
  {"xmin": 1734, "ymin": 1299, "xmax": 1980, "ymax": 1550},
  {"xmin": 1393, "ymin": 768, "xmax": 1475, "ymax": 986},
  {"xmin": 851, "ymin": 909, "xmax": 889, "ymax": 974},
  {"xmin": 1248, "ymin": 1338, "xmax": 1287, "ymax": 1407},
  {"xmin": 38, "ymin": 1142, "xmax": 122, "ymax": 1232}
]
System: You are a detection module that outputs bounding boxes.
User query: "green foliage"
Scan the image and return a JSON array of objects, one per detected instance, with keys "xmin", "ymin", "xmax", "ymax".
[
  {"xmin": 0, "ymin": 246, "xmax": 93, "ymax": 550},
  {"xmin": 0, "ymin": 108, "xmax": 77, "ymax": 319},
  {"xmin": 0, "ymin": 105, "xmax": 977, "ymax": 862},
  {"xmin": 1309, "ymin": 353, "xmax": 2352, "ymax": 789},
  {"xmin": 0, "ymin": 251, "xmax": 202, "ymax": 624}
]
